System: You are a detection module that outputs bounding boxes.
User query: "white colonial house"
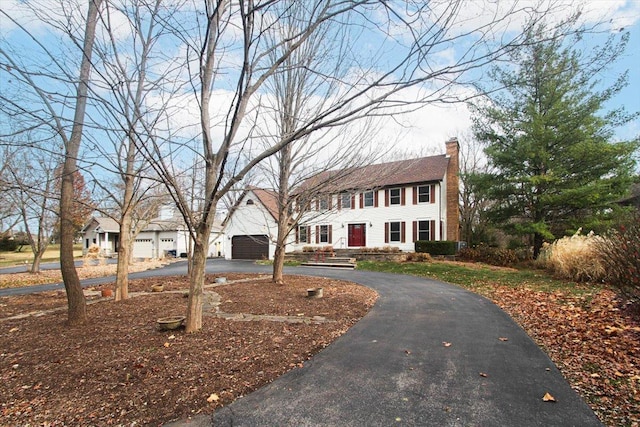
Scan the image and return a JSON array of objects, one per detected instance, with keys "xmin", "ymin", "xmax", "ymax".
[
  {"xmin": 223, "ymin": 138, "xmax": 460, "ymax": 259},
  {"xmin": 81, "ymin": 206, "xmax": 225, "ymax": 259}
]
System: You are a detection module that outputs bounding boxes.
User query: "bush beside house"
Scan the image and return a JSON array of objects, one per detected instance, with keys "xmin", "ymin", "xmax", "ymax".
[{"xmin": 415, "ymin": 240, "xmax": 457, "ymax": 256}]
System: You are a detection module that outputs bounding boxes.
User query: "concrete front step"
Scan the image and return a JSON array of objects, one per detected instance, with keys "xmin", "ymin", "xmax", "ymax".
[
  {"xmin": 300, "ymin": 262, "xmax": 356, "ymax": 269},
  {"xmin": 306, "ymin": 256, "xmax": 356, "ymax": 263}
]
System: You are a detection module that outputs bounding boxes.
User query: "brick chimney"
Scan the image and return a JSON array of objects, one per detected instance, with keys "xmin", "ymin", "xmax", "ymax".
[{"xmin": 445, "ymin": 138, "xmax": 460, "ymax": 241}]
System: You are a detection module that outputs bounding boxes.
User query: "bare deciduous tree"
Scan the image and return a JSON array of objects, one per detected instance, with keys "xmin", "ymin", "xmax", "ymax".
[
  {"xmin": 139, "ymin": 0, "xmax": 563, "ymax": 332},
  {"xmin": 253, "ymin": 3, "xmax": 388, "ymax": 284},
  {"xmin": 5, "ymin": 143, "xmax": 59, "ymax": 272},
  {"xmin": 85, "ymin": 0, "xmax": 182, "ymax": 301},
  {"xmin": 458, "ymin": 133, "xmax": 492, "ymax": 246},
  {"xmin": 1, "ymin": 0, "xmax": 104, "ymax": 324}
]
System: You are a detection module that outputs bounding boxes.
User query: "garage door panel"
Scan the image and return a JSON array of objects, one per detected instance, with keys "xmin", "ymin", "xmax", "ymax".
[
  {"xmin": 133, "ymin": 238, "xmax": 153, "ymax": 259},
  {"xmin": 232, "ymin": 235, "xmax": 269, "ymax": 260}
]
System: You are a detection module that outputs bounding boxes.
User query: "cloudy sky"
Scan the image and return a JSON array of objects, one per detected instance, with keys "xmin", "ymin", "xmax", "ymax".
[
  {"xmin": 1, "ymin": 0, "xmax": 639, "ymax": 159},
  {"xmin": 383, "ymin": 0, "xmax": 640, "ymax": 155}
]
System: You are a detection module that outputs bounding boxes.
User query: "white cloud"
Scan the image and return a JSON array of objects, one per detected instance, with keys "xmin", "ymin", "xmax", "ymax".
[
  {"xmin": 0, "ymin": 0, "xmax": 87, "ymax": 38},
  {"xmin": 579, "ymin": 0, "xmax": 640, "ymax": 30}
]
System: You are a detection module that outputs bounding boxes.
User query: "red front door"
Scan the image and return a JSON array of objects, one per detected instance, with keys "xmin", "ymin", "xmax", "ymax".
[{"xmin": 348, "ymin": 223, "xmax": 366, "ymax": 247}]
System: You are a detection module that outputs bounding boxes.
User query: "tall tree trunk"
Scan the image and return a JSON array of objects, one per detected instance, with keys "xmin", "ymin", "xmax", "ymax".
[
  {"xmin": 185, "ymin": 236, "xmax": 207, "ymax": 333},
  {"xmin": 30, "ymin": 254, "xmax": 42, "ymax": 274},
  {"xmin": 115, "ymin": 216, "xmax": 132, "ymax": 301},
  {"xmin": 115, "ymin": 140, "xmax": 136, "ymax": 301},
  {"xmin": 272, "ymin": 225, "xmax": 288, "ymax": 285},
  {"xmin": 533, "ymin": 232, "xmax": 544, "ymax": 259},
  {"xmin": 60, "ymin": 0, "xmax": 102, "ymax": 325},
  {"xmin": 272, "ymin": 141, "xmax": 291, "ymax": 285}
]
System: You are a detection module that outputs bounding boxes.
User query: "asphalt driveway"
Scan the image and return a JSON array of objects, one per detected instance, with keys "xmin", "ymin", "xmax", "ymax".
[{"xmin": 174, "ymin": 262, "xmax": 601, "ymax": 426}]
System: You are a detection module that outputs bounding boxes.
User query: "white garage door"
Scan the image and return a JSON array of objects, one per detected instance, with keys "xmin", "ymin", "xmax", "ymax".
[{"xmin": 133, "ymin": 238, "xmax": 154, "ymax": 259}]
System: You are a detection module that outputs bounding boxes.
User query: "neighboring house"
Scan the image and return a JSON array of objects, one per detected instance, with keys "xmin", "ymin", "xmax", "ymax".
[
  {"xmin": 618, "ymin": 183, "xmax": 640, "ymax": 210},
  {"xmin": 81, "ymin": 217, "xmax": 120, "ymax": 257},
  {"xmin": 223, "ymin": 187, "xmax": 284, "ymax": 260},
  {"xmin": 81, "ymin": 206, "xmax": 225, "ymax": 259},
  {"xmin": 223, "ymin": 138, "xmax": 460, "ymax": 259}
]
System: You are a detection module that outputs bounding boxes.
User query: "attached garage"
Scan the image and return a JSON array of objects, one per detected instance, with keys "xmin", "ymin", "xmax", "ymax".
[
  {"xmin": 133, "ymin": 238, "xmax": 154, "ymax": 259},
  {"xmin": 231, "ymin": 235, "xmax": 269, "ymax": 260}
]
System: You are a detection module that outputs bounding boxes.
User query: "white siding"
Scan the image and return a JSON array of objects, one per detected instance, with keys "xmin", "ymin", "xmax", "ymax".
[
  {"xmin": 223, "ymin": 191, "xmax": 290, "ymax": 260},
  {"xmin": 292, "ymin": 184, "xmax": 446, "ymax": 253}
]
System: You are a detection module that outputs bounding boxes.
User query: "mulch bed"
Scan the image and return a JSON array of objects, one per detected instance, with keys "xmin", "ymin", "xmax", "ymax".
[{"xmin": 0, "ymin": 274, "xmax": 377, "ymax": 426}]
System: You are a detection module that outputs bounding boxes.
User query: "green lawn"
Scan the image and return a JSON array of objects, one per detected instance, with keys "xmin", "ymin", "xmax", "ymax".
[
  {"xmin": 356, "ymin": 260, "xmax": 592, "ymax": 295},
  {"xmin": 0, "ymin": 244, "xmax": 83, "ymax": 268}
]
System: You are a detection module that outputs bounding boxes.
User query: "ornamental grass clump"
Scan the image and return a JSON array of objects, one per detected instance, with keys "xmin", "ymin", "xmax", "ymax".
[
  {"xmin": 537, "ymin": 229, "xmax": 606, "ymax": 282},
  {"xmin": 594, "ymin": 217, "xmax": 640, "ymax": 301}
]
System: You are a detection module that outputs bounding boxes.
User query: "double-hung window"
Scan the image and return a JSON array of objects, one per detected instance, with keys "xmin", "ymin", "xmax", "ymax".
[
  {"xmin": 385, "ymin": 221, "xmax": 405, "ymax": 243},
  {"xmin": 418, "ymin": 220, "xmax": 430, "ymax": 241},
  {"xmin": 340, "ymin": 193, "xmax": 352, "ymax": 209},
  {"xmin": 298, "ymin": 226, "xmax": 309, "ymax": 243},
  {"xmin": 418, "ymin": 185, "xmax": 431, "ymax": 203},
  {"xmin": 389, "ymin": 188, "xmax": 401, "ymax": 205},
  {"xmin": 319, "ymin": 225, "xmax": 329, "ymax": 243},
  {"xmin": 363, "ymin": 191, "xmax": 374, "ymax": 207},
  {"xmin": 318, "ymin": 197, "xmax": 329, "ymax": 211},
  {"xmin": 389, "ymin": 221, "xmax": 402, "ymax": 242}
]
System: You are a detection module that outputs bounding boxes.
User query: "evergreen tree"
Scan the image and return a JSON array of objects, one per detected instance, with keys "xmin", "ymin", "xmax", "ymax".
[{"xmin": 472, "ymin": 22, "xmax": 639, "ymax": 257}]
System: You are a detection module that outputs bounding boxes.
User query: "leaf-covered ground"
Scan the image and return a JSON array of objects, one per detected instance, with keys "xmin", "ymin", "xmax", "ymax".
[{"xmin": 0, "ymin": 259, "xmax": 169, "ymax": 288}]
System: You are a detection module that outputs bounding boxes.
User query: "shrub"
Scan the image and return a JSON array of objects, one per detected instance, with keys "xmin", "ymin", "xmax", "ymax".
[
  {"xmin": 457, "ymin": 244, "xmax": 520, "ymax": 267},
  {"xmin": 415, "ymin": 240, "xmax": 457, "ymax": 256},
  {"xmin": 359, "ymin": 246, "xmax": 400, "ymax": 253},
  {"xmin": 594, "ymin": 218, "xmax": 640, "ymax": 300},
  {"xmin": 536, "ymin": 230, "xmax": 606, "ymax": 282},
  {"xmin": 405, "ymin": 252, "xmax": 432, "ymax": 262},
  {"xmin": 0, "ymin": 236, "xmax": 18, "ymax": 251}
]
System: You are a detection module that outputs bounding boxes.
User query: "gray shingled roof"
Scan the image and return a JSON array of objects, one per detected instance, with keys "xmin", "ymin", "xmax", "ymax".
[{"xmin": 82, "ymin": 216, "xmax": 120, "ymax": 233}]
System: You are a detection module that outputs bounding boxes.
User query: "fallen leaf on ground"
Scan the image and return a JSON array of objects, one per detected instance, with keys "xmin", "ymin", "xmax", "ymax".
[
  {"xmin": 542, "ymin": 392, "xmax": 556, "ymax": 402},
  {"xmin": 479, "ymin": 372, "xmax": 488, "ymax": 377},
  {"xmin": 498, "ymin": 337, "xmax": 508, "ymax": 341},
  {"xmin": 443, "ymin": 342, "xmax": 452, "ymax": 347},
  {"xmin": 207, "ymin": 393, "xmax": 219, "ymax": 403}
]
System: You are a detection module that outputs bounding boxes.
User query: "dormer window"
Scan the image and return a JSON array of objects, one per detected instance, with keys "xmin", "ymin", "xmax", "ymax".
[{"xmin": 246, "ymin": 199, "xmax": 254, "ymax": 205}]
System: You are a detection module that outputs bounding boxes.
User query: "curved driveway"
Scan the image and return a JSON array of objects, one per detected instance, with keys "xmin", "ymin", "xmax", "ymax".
[
  {"xmin": 2, "ymin": 260, "xmax": 602, "ymax": 425},
  {"xmin": 178, "ymin": 261, "xmax": 600, "ymax": 426}
]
